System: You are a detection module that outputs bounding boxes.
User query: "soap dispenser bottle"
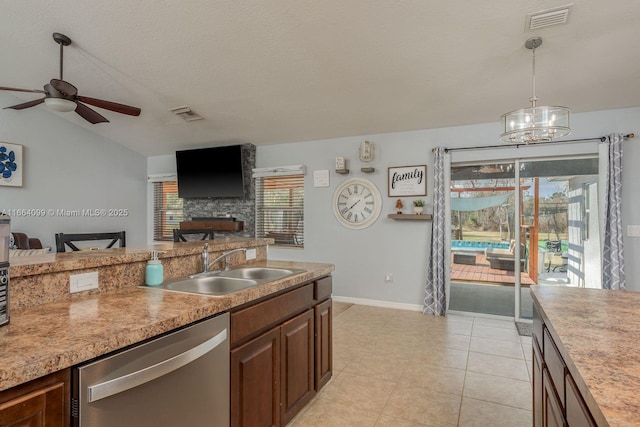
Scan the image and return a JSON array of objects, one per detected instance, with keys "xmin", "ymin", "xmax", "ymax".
[{"xmin": 145, "ymin": 250, "xmax": 164, "ymax": 286}]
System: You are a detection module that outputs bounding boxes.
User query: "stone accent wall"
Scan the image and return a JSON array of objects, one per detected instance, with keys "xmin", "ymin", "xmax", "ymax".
[{"xmin": 183, "ymin": 144, "xmax": 255, "ymax": 238}]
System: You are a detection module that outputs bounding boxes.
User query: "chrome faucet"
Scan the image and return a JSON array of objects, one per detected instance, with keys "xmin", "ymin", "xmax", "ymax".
[
  {"xmin": 201, "ymin": 243, "xmax": 210, "ymax": 272},
  {"xmin": 201, "ymin": 244, "xmax": 247, "ymax": 274}
]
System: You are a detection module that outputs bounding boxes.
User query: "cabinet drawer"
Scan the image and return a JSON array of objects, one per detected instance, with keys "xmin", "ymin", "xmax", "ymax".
[
  {"xmin": 566, "ymin": 373, "xmax": 596, "ymax": 427},
  {"xmin": 532, "ymin": 303, "xmax": 544, "ymax": 352},
  {"xmin": 231, "ymin": 284, "xmax": 314, "ymax": 347},
  {"xmin": 543, "ymin": 368, "xmax": 567, "ymax": 427},
  {"xmin": 314, "ymin": 276, "xmax": 332, "ymax": 302},
  {"xmin": 543, "ymin": 327, "xmax": 566, "ymax": 407}
]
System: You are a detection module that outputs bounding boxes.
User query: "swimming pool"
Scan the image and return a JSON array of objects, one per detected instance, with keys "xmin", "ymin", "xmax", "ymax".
[{"xmin": 451, "ymin": 240, "xmax": 510, "ymax": 251}]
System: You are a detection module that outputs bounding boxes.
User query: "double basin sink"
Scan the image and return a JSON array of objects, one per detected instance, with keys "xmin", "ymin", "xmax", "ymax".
[{"xmin": 153, "ymin": 266, "xmax": 306, "ymax": 296}]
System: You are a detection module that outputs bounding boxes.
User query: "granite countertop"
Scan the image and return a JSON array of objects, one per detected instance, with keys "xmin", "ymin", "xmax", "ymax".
[
  {"xmin": 0, "ymin": 260, "xmax": 334, "ymax": 392},
  {"xmin": 531, "ymin": 285, "xmax": 640, "ymax": 427}
]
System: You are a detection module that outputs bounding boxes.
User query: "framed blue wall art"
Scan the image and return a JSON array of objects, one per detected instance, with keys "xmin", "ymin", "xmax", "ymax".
[{"xmin": 0, "ymin": 142, "xmax": 23, "ymax": 187}]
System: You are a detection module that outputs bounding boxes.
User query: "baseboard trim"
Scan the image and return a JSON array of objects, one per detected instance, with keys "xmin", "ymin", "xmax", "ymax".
[
  {"xmin": 332, "ymin": 297, "xmax": 533, "ymax": 322},
  {"xmin": 446, "ymin": 309, "xmax": 514, "ymax": 320},
  {"xmin": 332, "ymin": 296, "xmax": 423, "ymax": 312}
]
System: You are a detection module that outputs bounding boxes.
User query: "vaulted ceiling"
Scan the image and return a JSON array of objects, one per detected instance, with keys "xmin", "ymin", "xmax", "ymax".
[{"xmin": 1, "ymin": 1, "xmax": 639, "ymax": 156}]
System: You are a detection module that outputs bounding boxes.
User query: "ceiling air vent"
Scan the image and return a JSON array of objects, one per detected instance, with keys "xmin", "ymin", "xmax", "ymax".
[
  {"xmin": 169, "ymin": 106, "xmax": 204, "ymax": 122},
  {"xmin": 526, "ymin": 4, "xmax": 573, "ymax": 31}
]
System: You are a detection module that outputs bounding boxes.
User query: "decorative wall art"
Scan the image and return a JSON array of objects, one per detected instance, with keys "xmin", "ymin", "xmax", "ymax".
[
  {"xmin": 0, "ymin": 142, "xmax": 22, "ymax": 187},
  {"xmin": 388, "ymin": 165, "xmax": 426, "ymax": 197}
]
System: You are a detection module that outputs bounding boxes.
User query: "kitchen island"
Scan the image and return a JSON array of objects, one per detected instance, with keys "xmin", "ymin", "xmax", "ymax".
[
  {"xmin": 531, "ymin": 285, "xmax": 640, "ymax": 427},
  {"xmin": 1, "ymin": 239, "xmax": 333, "ymax": 394}
]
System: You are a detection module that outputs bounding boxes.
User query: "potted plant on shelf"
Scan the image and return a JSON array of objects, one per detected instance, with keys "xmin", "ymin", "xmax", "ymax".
[{"xmin": 412, "ymin": 199, "xmax": 425, "ymax": 215}]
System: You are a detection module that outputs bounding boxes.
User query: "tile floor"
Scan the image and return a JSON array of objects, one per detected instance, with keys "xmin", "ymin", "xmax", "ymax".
[{"xmin": 290, "ymin": 302, "xmax": 532, "ymax": 427}]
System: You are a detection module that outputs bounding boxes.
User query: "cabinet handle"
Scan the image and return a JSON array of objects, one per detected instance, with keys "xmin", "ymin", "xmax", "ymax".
[{"xmin": 88, "ymin": 328, "xmax": 227, "ymax": 402}]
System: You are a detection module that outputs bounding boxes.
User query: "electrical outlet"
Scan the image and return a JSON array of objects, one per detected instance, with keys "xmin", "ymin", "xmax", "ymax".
[
  {"xmin": 70, "ymin": 271, "xmax": 99, "ymax": 293},
  {"xmin": 246, "ymin": 248, "xmax": 257, "ymax": 260},
  {"xmin": 385, "ymin": 274, "xmax": 393, "ymax": 283}
]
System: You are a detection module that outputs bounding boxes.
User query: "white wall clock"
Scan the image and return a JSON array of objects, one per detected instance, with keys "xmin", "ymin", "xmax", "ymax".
[{"xmin": 332, "ymin": 178, "xmax": 382, "ymax": 229}]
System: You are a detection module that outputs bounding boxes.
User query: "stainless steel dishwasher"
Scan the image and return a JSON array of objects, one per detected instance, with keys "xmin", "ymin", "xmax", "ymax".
[{"xmin": 72, "ymin": 313, "xmax": 229, "ymax": 427}]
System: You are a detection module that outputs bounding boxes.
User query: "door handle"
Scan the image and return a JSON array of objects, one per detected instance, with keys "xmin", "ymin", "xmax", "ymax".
[{"xmin": 88, "ymin": 328, "xmax": 227, "ymax": 402}]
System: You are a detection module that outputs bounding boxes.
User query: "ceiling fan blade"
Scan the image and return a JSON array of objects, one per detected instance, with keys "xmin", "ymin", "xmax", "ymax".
[
  {"xmin": 77, "ymin": 96, "xmax": 141, "ymax": 116},
  {"xmin": 4, "ymin": 98, "xmax": 46, "ymax": 110},
  {"xmin": 0, "ymin": 86, "xmax": 47, "ymax": 94},
  {"xmin": 75, "ymin": 102, "xmax": 109, "ymax": 124},
  {"xmin": 50, "ymin": 79, "xmax": 78, "ymax": 96}
]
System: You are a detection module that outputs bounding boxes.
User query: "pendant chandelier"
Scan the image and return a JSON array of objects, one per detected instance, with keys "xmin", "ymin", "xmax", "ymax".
[{"xmin": 500, "ymin": 37, "xmax": 570, "ymax": 143}]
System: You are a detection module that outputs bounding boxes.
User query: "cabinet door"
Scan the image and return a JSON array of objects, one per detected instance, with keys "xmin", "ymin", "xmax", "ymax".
[
  {"xmin": 543, "ymin": 368, "xmax": 566, "ymax": 427},
  {"xmin": 315, "ymin": 298, "xmax": 332, "ymax": 391},
  {"xmin": 280, "ymin": 309, "xmax": 315, "ymax": 426},
  {"xmin": 0, "ymin": 371, "xmax": 68, "ymax": 427},
  {"xmin": 231, "ymin": 327, "xmax": 281, "ymax": 427},
  {"xmin": 566, "ymin": 374, "xmax": 596, "ymax": 427},
  {"xmin": 533, "ymin": 340, "xmax": 544, "ymax": 427}
]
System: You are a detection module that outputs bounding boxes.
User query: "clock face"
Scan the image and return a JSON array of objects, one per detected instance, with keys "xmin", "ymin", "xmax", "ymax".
[{"xmin": 332, "ymin": 178, "xmax": 382, "ymax": 229}]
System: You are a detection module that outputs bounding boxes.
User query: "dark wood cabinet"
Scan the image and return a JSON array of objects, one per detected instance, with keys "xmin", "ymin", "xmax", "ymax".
[
  {"xmin": 231, "ymin": 327, "xmax": 281, "ymax": 427},
  {"xmin": 280, "ymin": 309, "xmax": 315, "ymax": 425},
  {"xmin": 230, "ymin": 276, "xmax": 333, "ymax": 427},
  {"xmin": 533, "ymin": 339, "xmax": 544, "ymax": 427},
  {"xmin": 543, "ymin": 329, "xmax": 566, "ymax": 404},
  {"xmin": 0, "ymin": 370, "xmax": 70, "ymax": 427},
  {"xmin": 315, "ymin": 298, "xmax": 332, "ymax": 391},
  {"xmin": 532, "ymin": 302, "xmax": 595, "ymax": 427},
  {"xmin": 566, "ymin": 374, "xmax": 597, "ymax": 427},
  {"xmin": 543, "ymin": 369, "xmax": 567, "ymax": 427}
]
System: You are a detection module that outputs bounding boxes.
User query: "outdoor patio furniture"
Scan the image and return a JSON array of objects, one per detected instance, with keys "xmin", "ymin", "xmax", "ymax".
[
  {"xmin": 488, "ymin": 257, "xmax": 526, "ymax": 271},
  {"xmin": 453, "ymin": 252, "xmax": 476, "ymax": 265}
]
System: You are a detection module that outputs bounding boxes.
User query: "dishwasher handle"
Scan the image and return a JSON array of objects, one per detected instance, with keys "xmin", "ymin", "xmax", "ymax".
[{"xmin": 87, "ymin": 328, "xmax": 227, "ymax": 403}]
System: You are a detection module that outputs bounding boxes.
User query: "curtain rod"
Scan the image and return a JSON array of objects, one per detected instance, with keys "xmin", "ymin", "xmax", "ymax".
[{"xmin": 433, "ymin": 133, "xmax": 635, "ymax": 153}]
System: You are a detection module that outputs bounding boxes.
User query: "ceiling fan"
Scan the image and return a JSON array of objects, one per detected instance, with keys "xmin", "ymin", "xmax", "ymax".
[{"xmin": 0, "ymin": 32, "xmax": 141, "ymax": 124}]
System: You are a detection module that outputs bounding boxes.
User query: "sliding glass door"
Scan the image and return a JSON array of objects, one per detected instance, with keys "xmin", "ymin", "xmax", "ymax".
[
  {"xmin": 448, "ymin": 155, "xmax": 600, "ymax": 320},
  {"xmin": 520, "ymin": 158, "xmax": 601, "ymax": 290},
  {"xmin": 449, "ymin": 162, "xmax": 520, "ymax": 317}
]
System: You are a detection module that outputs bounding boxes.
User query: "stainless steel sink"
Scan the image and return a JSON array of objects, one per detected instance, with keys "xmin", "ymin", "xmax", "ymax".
[
  {"xmin": 218, "ymin": 267, "xmax": 304, "ymax": 281},
  {"xmin": 161, "ymin": 276, "xmax": 259, "ymax": 295},
  {"xmin": 151, "ymin": 266, "xmax": 306, "ymax": 296}
]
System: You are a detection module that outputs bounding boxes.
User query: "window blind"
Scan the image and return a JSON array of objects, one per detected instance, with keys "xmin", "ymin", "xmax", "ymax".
[
  {"xmin": 255, "ymin": 175, "xmax": 304, "ymax": 248},
  {"xmin": 153, "ymin": 181, "xmax": 184, "ymax": 241}
]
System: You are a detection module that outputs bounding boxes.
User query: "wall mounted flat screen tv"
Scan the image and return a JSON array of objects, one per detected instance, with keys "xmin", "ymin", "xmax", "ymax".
[{"xmin": 176, "ymin": 145, "xmax": 245, "ymax": 198}]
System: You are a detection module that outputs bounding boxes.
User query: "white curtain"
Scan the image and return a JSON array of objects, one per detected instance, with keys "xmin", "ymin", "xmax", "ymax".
[
  {"xmin": 424, "ymin": 147, "xmax": 447, "ymax": 315},
  {"xmin": 602, "ymin": 133, "xmax": 625, "ymax": 290}
]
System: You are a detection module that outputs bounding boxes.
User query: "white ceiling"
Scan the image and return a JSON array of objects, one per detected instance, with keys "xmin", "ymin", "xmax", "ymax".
[{"xmin": 1, "ymin": 1, "xmax": 639, "ymax": 156}]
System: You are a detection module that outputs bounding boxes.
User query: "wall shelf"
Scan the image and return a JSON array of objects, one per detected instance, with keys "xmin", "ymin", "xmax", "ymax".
[
  {"xmin": 181, "ymin": 220, "xmax": 244, "ymax": 231},
  {"xmin": 388, "ymin": 214, "xmax": 432, "ymax": 221}
]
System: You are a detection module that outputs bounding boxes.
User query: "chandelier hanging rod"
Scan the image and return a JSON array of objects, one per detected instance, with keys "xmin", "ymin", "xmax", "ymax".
[
  {"xmin": 434, "ymin": 134, "xmax": 634, "ymax": 154},
  {"xmin": 499, "ymin": 37, "xmax": 571, "ymax": 144}
]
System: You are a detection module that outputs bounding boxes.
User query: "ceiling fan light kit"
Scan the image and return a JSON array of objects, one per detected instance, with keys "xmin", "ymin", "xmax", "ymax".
[
  {"xmin": 1, "ymin": 32, "xmax": 141, "ymax": 124},
  {"xmin": 500, "ymin": 37, "xmax": 570, "ymax": 144},
  {"xmin": 44, "ymin": 97, "xmax": 76, "ymax": 112}
]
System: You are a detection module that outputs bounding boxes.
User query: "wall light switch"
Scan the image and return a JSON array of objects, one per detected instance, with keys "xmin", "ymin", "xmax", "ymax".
[
  {"xmin": 628, "ymin": 225, "xmax": 640, "ymax": 237},
  {"xmin": 70, "ymin": 271, "xmax": 99, "ymax": 293},
  {"xmin": 246, "ymin": 248, "xmax": 257, "ymax": 260}
]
